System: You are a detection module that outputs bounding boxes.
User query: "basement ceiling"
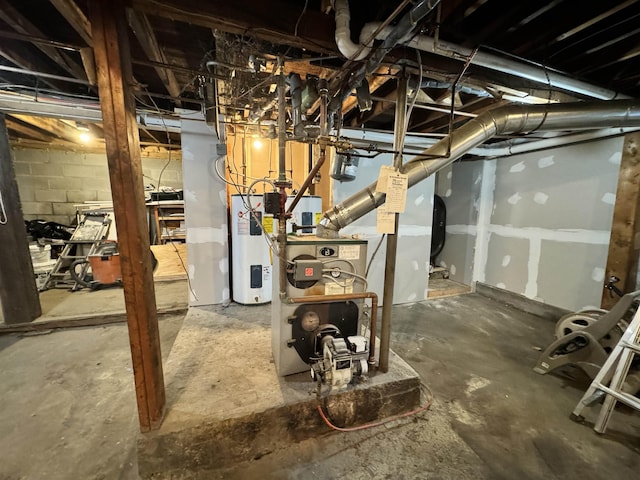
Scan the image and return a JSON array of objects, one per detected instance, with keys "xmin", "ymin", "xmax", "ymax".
[{"xmin": 0, "ymin": 0, "xmax": 638, "ymax": 149}]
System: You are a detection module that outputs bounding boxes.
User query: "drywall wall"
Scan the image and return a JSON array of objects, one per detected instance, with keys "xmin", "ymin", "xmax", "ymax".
[
  {"xmin": 179, "ymin": 112, "xmax": 229, "ymax": 306},
  {"xmin": 436, "ymin": 160, "xmax": 485, "ymax": 285},
  {"xmin": 439, "ymin": 136, "xmax": 624, "ymax": 311},
  {"xmin": 12, "ymin": 147, "xmax": 182, "ymax": 225},
  {"xmin": 333, "ymin": 148, "xmax": 434, "ymax": 305}
]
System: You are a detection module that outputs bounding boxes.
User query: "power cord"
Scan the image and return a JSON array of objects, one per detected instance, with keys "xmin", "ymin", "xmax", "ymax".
[{"xmin": 316, "ymin": 381, "xmax": 434, "ymax": 432}]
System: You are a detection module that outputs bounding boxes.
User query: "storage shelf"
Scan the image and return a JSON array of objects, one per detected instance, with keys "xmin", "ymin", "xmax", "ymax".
[{"xmin": 148, "ymin": 200, "xmax": 186, "ymax": 245}]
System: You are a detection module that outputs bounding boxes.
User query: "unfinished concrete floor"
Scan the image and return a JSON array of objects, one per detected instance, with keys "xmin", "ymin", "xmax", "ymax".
[{"xmin": 1, "ymin": 292, "xmax": 639, "ymax": 479}]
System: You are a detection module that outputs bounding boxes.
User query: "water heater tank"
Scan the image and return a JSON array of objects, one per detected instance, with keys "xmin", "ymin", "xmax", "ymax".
[
  {"xmin": 231, "ymin": 194, "xmax": 273, "ymax": 304},
  {"xmin": 231, "ymin": 194, "xmax": 322, "ymax": 304}
]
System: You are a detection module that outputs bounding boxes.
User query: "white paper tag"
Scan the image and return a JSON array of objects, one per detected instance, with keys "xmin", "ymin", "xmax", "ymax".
[
  {"xmin": 376, "ymin": 165, "xmax": 395, "ymax": 193},
  {"xmin": 377, "ymin": 206, "xmax": 396, "ymax": 234},
  {"xmin": 325, "ymin": 281, "xmax": 354, "ymax": 295},
  {"xmin": 237, "ymin": 218, "xmax": 249, "ymax": 235},
  {"xmin": 339, "ymin": 244, "xmax": 360, "ymax": 260},
  {"xmin": 263, "ymin": 265, "xmax": 271, "ymax": 282},
  {"xmin": 386, "ymin": 172, "xmax": 408, "ymax": 213},
  {"xmin": 325, "ymin": 282, "xmax": 344, "ymax": 295}
]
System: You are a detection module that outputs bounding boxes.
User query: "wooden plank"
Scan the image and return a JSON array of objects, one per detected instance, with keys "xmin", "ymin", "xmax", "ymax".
[
  {"xmin": 151, "ymin": 243, "xmax": 187, "ymax": 281},
  {"xmin": 602, "ymin": 131, "xmax": 640, "ymax": 309},
  {"xmin": 0, "ymin": 307, "xmax": 187, "ymax": 335},
  {"xmin": 89, "ymin": 0, "xmax": 165, "ymax": 432},
  {"xmin": 127, "ymin": 10, "xmax": 182, "ymax": 104},
  {"xmin": 0, "ymin": 113, "xmax": 42, "ymax": 324}
]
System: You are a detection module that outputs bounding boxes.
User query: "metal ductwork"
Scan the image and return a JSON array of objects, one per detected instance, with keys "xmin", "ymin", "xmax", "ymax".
[
  {"xmin": 317, "ymin": 100, "xmax": 640, "ymax": 237},
  {"xmin": 358, "ymin": 24, "xmax": 627, "ymax": 101},
  {"xmin": 332, "ymin": 0, "xmax": 441, "ymax": 111}
]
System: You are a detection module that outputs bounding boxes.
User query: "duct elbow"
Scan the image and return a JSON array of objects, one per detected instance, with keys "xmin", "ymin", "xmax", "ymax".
[
  {"xmin": 334, "ymin": 0, "xmax": 371, "ymax": 61},
  {"xmin": 316, "ymin": 222, "xmax": 339, "ymax": 239}
]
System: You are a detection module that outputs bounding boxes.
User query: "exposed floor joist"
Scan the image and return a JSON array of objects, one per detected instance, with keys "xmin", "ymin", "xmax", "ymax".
[
  {"xmin": 127, "ymin": 10, "xmax": 181, "ymax": 104},
  {"xmin": 0, "ymin": 0, "xmax": 86, "ymax": 81}
]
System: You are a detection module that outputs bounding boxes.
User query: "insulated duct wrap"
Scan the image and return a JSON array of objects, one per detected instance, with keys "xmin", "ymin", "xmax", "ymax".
[{"xmin": 318, "ymin": 100, "xmax": 640, "ymax": 236}]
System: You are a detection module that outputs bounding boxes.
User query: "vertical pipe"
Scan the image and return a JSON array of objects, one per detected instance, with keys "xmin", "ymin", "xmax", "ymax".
[
  {"xmin": 287, "ymin": 79, "xmax": 329, "ymax": 214},
  {"xmin": 278, "ymin": 68, "xmax": 287, "ymax": 183},
  {"xmin": 277, "ymin": 63, "xmax": 288, "ymax": 296},
  {"xmin": 379, "ymin": 74, "xmax": 408, "ymax": 373}
]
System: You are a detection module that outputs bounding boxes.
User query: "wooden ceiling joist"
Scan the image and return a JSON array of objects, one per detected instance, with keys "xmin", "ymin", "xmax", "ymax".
[
  {"xmin": 11, "ymin": 113, "xmax": 81, "ymax": 143},
  {"xmin": 0, "ymin": 45, "xmax": 61, "ymax": 90},
  {"xmin": 132, "ymin": 0, "xmax": 338, "ymax": 55},
  {"xmin": 127, "ymin": 10, "xmax": 182, "ymax": 103},
  {"xmin": 5, "ymin": 116, "xmax": 56, "ymax": 142},
  {"xmin": 0, "ymin": 0, "xmax": 87, "ymax": 81},
  {"xmin": 49, "ymin": 0, "xmax": 93, "ymax": 46},
  {"xmin": 49, "ymin": 0, "xmax": 97, "ymax": 84}
]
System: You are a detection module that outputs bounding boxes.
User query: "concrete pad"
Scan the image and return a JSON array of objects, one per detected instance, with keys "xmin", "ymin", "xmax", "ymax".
[{"xmin": 138, "ymin": 305, "xmax": 421, "ymax": 478}]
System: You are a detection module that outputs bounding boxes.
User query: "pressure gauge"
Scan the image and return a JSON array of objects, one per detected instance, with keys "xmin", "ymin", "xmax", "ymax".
[{"xmin": 301, "ymin": 311, "xmax": 320, "ymax": 332}]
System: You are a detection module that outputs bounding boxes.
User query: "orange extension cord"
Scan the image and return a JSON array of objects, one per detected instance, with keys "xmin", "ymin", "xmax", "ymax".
[{"xmin": 317, "ymin": 384, "xmax": 434, "ymax": 432}]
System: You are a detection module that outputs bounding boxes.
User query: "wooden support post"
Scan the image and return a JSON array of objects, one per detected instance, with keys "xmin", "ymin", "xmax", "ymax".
[
  {"xmin": 89, "ymin": 0, "xmax": 165, "ymax": 432},
  {"xmin": 602, "ymin": 131, "xmax": 640, "ymax": 309},
  {"xmin": 0, "ymin": 113, "xmax": 41, "ymax": 324}
]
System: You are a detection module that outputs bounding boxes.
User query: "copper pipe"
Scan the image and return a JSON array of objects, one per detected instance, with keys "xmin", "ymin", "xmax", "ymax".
[
  {"xmin": 288, "ymin": 292, "xmax": 379, "ymax": 366},
  {"xmin": 286, "ymin": 148, "xmax": 325, "ymax": 215}
]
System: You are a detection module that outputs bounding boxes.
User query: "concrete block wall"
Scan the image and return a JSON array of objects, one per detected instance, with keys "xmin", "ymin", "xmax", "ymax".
[
  {"xmin": 438, "ymin": 136, "xmax": 624, "ymax": 311},
  {"xmin": 11, "ymin": 147, "xmax": 183, "ymax": 225}
]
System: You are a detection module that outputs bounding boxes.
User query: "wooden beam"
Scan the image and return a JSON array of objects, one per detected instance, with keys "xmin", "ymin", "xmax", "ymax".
[
  {"xmin": 127, "ymin": 10, "xmax": 182, "ymax": 103},
  {"xmin": 0, "ymin": 43, "xmax": 61, "ymax": 90},
  {"xmin": 49, "ymin": 0, "xmax": 93, "ymax": 46},
  {"xmin": 0, "ymin": 0, "xmax": 86, "ymax": 80},
  {"xmin": 11, "ymin": 114, "xmax": 81, "ymax": 142},
  {"xmin": 49, "ymin": 0, "xmax": 97, "ymax": 84},
  {"xmin": 133, "ymin": 0, "xmax": 337, "ymax": 54},
  {"xmin": 601, "ymin": 131, "xmax": 640, "ymax": 309},
  {"xmin": 5, "ymin": 117, "xmax": 56, "ymax": 142},
  {"xmin": 89, "ymin": 0, "xmax": 165, "ymax": 432},
  {"xmin": 0, "ymin": 113, "xmax": 42, "ymax": 324}
]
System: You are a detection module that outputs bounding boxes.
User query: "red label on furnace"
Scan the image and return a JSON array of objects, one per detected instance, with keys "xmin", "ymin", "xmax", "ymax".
[{"xmin": 305, "ymin": 267, "xmax": 314, "ymax": 277}]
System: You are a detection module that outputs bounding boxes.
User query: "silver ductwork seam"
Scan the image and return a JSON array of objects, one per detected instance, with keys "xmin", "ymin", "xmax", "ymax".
[
  {"xmin": 317, "ymin": 100, "xmax": 640, "ymax": 237},
  {"xmin": 359, "ymin": 24, "xmax": 628, "ymax": 101}
]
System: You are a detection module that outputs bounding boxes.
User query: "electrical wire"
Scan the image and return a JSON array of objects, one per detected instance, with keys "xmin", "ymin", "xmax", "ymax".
[
  {"xmin": 322, "ymin": 268, "xmax": 368, "ymax": 291},
  {"xmin": 365, "ymin": 234, "xmax": 386, "ymax": 278},
  {"xmin": 400, "ymin": 50, "xmax": 423, "ymax": 151},
  {"xmin": 169, "ymin": 241, "xmax": 198, "ymax": 302},
  {"xmin": 143, "ymin": 86, "xmax": 174, "ymax": 190},
  {"xmin": 317, "ymin": 382, "xmax": 434, "ymax": 432}
]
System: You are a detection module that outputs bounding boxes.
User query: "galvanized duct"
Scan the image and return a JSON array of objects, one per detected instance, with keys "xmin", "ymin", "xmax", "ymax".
[
  {"xmin": 317, "ymin": 100, "xmax": 640, "ymax": 237},
  {"xmin": 358, "ymin": 24, "xmax": 627, "ymax": 101}
]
